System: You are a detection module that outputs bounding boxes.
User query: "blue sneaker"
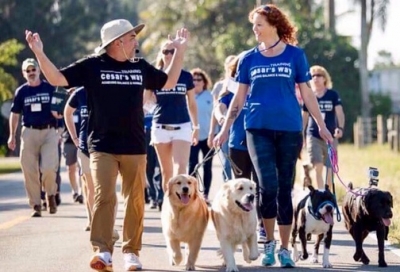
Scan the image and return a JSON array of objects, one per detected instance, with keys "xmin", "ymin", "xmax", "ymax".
[
  {"xmin": 258, "ymin": 227, "xmax": 267, "ymax": 243},
  {"xmin": 261, "ymin": 240, "xmax": 276, "ymax": 266},
  {"xmin": 278, "ymin": 247, "xmax": 295, "ymax": 268}
]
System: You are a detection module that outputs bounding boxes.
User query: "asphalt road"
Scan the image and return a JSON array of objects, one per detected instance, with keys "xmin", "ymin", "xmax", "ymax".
[{"xmin": 0, "ymin": 157, "xmax": 399, "ymax": 272}]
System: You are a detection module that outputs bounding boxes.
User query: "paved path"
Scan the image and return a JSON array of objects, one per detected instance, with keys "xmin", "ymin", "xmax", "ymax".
[{"xmin": 0, "ymin": 158, "xmax": 399, "ymax": 271}]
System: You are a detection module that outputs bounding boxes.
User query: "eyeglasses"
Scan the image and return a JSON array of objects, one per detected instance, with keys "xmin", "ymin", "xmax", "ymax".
[
  {"xmin": 162, "ymin": 49, "xmax": 175, "ymax": 55},
  {"xmin": 312, "ymin": 74, "xmax": 324, "ymax": 78},
  {"xmin": 193, "ymin": 78, "xmax": 203, "ymax": 82},
  {"xmin": 25, "ymin": 68, "xmax": 37, "ymax": 73}
]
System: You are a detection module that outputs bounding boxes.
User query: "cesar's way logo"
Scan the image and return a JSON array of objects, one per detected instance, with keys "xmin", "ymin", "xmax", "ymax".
[{"xmin": 100, "ymin": 70, "xmax": 143, "ymax": 86}]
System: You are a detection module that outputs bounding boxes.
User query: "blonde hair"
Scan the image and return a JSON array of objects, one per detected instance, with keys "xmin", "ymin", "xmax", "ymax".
[
  {"xmin": 218, "ymin": 56, "xmax": 241, "ymax": 100},
  {"xmin": 310, "ymin": 65, "xmax": 333, "ymax": 89},
  {"xmin": 155, "ymin": 40, "xmax": 170, "ymax": 69}
]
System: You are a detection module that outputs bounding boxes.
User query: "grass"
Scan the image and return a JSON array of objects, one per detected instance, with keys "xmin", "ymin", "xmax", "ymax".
[
  {"xmin": 295, "ymin": 143, "xmax": 400, "ymax": 245},
  {"xmin": 0, "ymin": 160, "xmax": 21, "ymax": 175}
]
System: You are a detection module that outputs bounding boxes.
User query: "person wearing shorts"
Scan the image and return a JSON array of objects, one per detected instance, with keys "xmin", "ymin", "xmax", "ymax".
[
  {"xmin": 145, "ymin": 41, "xmax": 199, "ymax": 192},
  {"xmin": 61, "ymin": 108, "xmax": 83, "ymax": 204},
  {"xmin": 302, "ymin": 65, "xmax": 345, "ymax": 189}
]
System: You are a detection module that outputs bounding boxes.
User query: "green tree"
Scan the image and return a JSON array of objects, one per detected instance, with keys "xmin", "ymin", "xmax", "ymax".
[{"xmin": 0, "ymin": 39, "xmax": 24, "ymax": 103}]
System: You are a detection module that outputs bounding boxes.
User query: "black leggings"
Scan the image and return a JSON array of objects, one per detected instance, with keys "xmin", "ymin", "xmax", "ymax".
[{"xmin": 229, "ymin": 148, "xmax": 262, "ymax": 227}]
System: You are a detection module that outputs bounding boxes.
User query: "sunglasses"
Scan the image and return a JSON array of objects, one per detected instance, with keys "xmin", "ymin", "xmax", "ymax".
[
  {"xmin": 312, "ymin": 74, "xmax": 324, "ymax": 78},
  {"xmin": 25, "ymin": 68, "xmax": 37, "ymax": 73},
  {"xmin": 193, "ymin": 78, "xmax": 203, "ymax": 82},
  {"xmin": 162, "ymin": 49, "xmax": 175, "ymax": 55}
]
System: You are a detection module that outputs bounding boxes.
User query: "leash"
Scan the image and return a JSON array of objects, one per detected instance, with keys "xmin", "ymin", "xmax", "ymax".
[
  {"xmin": 216, "ymin": 148, "xmax": 243, "ymax": 179},
  {"xmin": 190, "ymin": 147, "xmax": 219, "ymax": 193},
  {"xmin": 327, "ymin": 142, "xmax": 368, "ymax": 197},
  {"xmin": 326, "ymin": 143, "xmax": 342, "ymax": 222}
]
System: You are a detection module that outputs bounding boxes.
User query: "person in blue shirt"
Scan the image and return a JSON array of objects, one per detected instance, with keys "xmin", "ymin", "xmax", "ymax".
[
  {"xmin": 214, "ymin": 4, "xmax": 333, "ymax": 268},
  {"xmin": 303, "ymin": 65, "xmax": 345, "ymax": 189},
  {"xmin": 145, "ymin": 41, "xmax": 199, "ymax": 193},
  {"xmin": 188, "ymin": 68, "xmax": 214, "ymax": 204}
]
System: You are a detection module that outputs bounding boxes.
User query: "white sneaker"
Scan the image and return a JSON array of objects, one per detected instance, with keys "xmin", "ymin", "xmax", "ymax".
[
  {"xmin": 124, "ymin": 253, "xmax": 142, "ymax": 271},
  {"xmin": 90, "ymin": 251, "xmax": 113, "ymax": 271}
]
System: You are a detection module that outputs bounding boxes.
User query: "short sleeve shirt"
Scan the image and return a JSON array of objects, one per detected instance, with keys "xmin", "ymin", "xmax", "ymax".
[
  {"xmin": 303, "ymin": 89, "xmax": 342, "ymax": 139},
  {"xmin": 60, "ymin": 54, "xmax": 168, "ymax": 155},
  {"xmin": 236, "ymin": 45, "xmax": 311, "ymax": 132},
  {"xmin": 152, "ymin": 70, "xmax": 194, "ymax": 124},
  {"xmin": 10, "ymin": 81, "xmax": 56, "ymax": 127}
]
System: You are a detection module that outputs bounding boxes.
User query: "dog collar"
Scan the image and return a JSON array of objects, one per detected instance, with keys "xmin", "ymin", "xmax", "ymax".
[{"xmin": 308, "ymin": 200, "xmax": 336, "ymax": 221}]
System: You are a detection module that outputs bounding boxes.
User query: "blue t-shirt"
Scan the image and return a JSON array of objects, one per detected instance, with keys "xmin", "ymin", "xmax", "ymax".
[
  {"xmin": 303, "ymin": 89, "xmax": 342, "ymax": 139},
  {"xmin": 10, "ymin": 81, "xmax": 56, "ymax": 127},
  {"xmin": 152, "ymin": 70, "xmax": 194, "ymax": 124},
  {"xmin": 196, "ymin": 90, "xmax": 213, "ymax": 140},
  {"xmin": 236, "ymin": 45, "xmax": 311, "ymax": 132},
  {"xmin": 220, "ymin": 92, "xmax": 248, "ymax": 151},
  {"xmin": 68, "ymin": 87, "xmax": 89, "ymax": 155}
]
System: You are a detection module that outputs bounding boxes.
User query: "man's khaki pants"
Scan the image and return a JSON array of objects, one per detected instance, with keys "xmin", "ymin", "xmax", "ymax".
[
  {"xmin": 89, "ymin": 152, "xmax": 146, "ymax": 255},
  {"xmin": 20, "ymin": 127, "xmax": 59, "ymax": 207}
]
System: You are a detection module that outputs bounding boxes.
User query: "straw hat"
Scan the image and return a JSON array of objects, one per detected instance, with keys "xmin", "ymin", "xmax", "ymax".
[{"xmin": 94, "ymin": 19, "xmax": 145, "ymax": 54}]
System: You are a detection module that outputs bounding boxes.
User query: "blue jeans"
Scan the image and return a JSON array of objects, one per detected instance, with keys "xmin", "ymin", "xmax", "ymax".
[
  {"xmin": 145, "ymin": 129, "xmax": 163, "ymax": 202},
  {"xmin": 246, "ymin": 129, "xmax": 302, "ymax": 225}
]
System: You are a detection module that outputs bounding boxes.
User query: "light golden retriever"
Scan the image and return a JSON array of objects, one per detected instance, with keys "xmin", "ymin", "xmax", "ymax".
[
  {"xmin": 161, "ymin": 174, "xmax": 209, "ymax": 271},
  {"xmin": 211, "ymin": 178, "xmax": 259, "ymax": 272}
]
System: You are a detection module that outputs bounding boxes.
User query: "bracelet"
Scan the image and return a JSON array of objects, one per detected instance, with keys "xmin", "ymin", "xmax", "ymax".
[{"xmin": 192, "ymin": 124, "xmax": 200, "ymax": 130}]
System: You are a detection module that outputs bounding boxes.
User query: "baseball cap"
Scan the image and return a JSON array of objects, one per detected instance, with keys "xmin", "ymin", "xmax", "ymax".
[
  {"xmin": 94, "ymin": 19, "xmax": 145, "ymax": 54},
  {"xmin": 22, "ymin": 58, "xmax": 38, "ymax": 71}
]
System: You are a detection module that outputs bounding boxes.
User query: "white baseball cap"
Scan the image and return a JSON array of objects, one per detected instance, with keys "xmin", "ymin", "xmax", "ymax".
[{"xmin": 94, "ymin": 19, "xmax": 145, "ymax": 54}]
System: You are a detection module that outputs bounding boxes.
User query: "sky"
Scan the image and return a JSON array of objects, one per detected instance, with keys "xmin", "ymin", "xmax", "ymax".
[{"xmin": 335, "ymin": 1, "xmax": 400, "ymax": 69}]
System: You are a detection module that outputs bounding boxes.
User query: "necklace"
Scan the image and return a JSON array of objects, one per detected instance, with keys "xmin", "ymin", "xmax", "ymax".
[{"xmin": 258, "ymin": 39, "xmax": 281, "ymax": 54}]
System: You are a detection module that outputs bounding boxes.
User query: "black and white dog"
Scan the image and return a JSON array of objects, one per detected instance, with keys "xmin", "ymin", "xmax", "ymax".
[{"xmin": 291, "ymin": 184, "xmax": 337, "ymax": 268}]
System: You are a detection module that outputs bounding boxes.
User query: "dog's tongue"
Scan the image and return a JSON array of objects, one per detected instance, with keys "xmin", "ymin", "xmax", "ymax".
[
  {"xmin": 382, "ymin": 218, "xmax": 392, "ymax": 226},
  {"xmin": 243, "ymin": 203, "xmax": 254, "ymax": 211},
  {"xmin": 180, "ymin": 194, "xmax": 190, "ymax": 204},
  {"xmin": 324, "ymin": 213, "xmax": 334, "ymax": 225}
]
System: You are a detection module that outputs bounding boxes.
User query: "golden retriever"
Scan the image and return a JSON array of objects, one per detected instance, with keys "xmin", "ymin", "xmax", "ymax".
[
  {"xmin": 211, "ymin": 178, "xmax": 259, "ymax": 272},
  {"xmin": 161, "ymin": 174, "xmax": 209, "ymax": 271}
]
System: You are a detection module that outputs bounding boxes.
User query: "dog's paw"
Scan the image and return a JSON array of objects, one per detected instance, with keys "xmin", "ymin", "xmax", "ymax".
[
  {"xmin": 249, "ymin": 251, "xmax": 259, "ymax": 261},
  {"xmin": 378, "ymin": 259, "xmax": 387, "ymax": 267},
  {"xmin": 185, "ymin": 263, "xmax": 195, "ymax": 271},
  {"xmin": 225, "ymin": 264, "xmax": 239, "ymax": 272},
  {"xmin": 311, "ymin": 256, "xmax": 318, "ymax": 264},
  {"xmin": 171, "ymin": 253, "xmax": 183, "ymax": 266},
  {"xmin": 360, "ymin": 253, "xmax": 370, "ymax": 265},
  {"xmin": 353, "ymin": 251, "xmax": 362, "ymax": 262},
  {"xmin": 300, "ymin": 252, "xmax": 309, "ymax": 260},
  {"xmin": 322, "ymin": 261, "xmax": 332, "ymax": 268}
]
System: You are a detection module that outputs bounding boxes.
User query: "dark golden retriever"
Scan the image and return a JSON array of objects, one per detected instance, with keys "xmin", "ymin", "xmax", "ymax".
[{"xmin": 161, "ymin": 174, "xmax": 209, "ymax": 271}]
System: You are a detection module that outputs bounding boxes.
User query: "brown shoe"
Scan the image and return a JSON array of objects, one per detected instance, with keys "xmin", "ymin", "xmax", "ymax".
[
  {"xmin": 31, "ymin": 205, "xmax": 42, "ymax": 217},
  {"xmin": 47, "ymin": 195, "xmax": 57, "ymax": 214}
]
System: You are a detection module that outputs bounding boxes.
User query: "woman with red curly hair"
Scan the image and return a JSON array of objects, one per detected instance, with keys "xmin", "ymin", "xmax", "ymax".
[{"xmin": 214, "ymin": 4, "xmax": 333, "ymax": 268}]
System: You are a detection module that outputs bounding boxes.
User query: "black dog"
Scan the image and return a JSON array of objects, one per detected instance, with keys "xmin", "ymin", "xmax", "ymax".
[
  {"xmin": 291, "ymin": 184, "xmax": 337, "ymax": 268},
  {"xmin": 342, "ymin": 182, "xmax": 393, "ymax": 267}
]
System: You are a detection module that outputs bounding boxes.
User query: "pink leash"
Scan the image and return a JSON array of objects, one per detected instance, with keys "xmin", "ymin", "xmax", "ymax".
[{"xmin": 327, "ymin": 143, "xmax": 368, "ymax": 197}]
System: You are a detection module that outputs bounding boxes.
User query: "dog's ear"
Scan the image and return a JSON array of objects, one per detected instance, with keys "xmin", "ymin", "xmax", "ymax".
[
  {"xmin": 325, "ymin": 183, "xmax": 330, "ymax": 191},
  {"xmin": 166, "ymin": 176, "xmax": 176, "ymax": 196},
  {"xmin": 188, "ymin": 175, "xmax": 199, "ymax": 199},
  {"xmin": 308, "ymin": 184, "xmax": 315, "ymax": 194},
  {"xmin": 347, "ymin": 182, "xmax": 353, "ymax": 190},
  {"xmin": 385, "ymin": 191, "xmax": 393, "ymax": 208},
  {"xmin": 222, "ymin": 182, "xmax": 231, "ymax": 199}
]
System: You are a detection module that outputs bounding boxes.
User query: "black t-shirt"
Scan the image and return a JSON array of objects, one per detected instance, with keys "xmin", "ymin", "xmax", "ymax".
[
  {"xmin": 152, "ymin": 70, "xmax": 194, "ymax": 124},
  {"xmin": 10, "ymin": 81, "xmax": 57, "ymax": 127},
  {"xmin": 303, "ymin": 89, "xmax": 342, "ymax": 139},
  {"xmin": 60, "ymin": 54, "xmax": 168, "ymax": 154}
]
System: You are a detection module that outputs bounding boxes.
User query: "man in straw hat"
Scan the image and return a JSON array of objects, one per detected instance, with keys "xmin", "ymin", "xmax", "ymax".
[{"xmin": 25, "ymin": 19, "xmax": 190, "ymax": 271}]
